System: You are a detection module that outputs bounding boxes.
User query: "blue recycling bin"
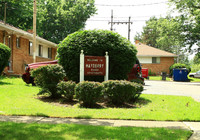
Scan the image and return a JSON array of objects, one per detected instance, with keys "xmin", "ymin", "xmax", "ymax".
[{"xmin": 173, "ymin": 68, "xmax": 188, "ymax": 81}]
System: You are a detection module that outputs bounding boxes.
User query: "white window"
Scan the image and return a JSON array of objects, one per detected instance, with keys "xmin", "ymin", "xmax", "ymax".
[
  {"xmin": 3, "ymin": 34, "xmax": 6, "ymax": 44},
  {"xmin": 38, "ymin": 45, "xmax": 43, "ymax": 57},
  {"xmin": 29, "ymin": 41, "xmax": 33, "ymax": 55},
  {"xmin": 16, "ymin": 37, "xmax": 20, "ymax": 48},
  {"xmin": 152, "ymin": 57, "xmax": 160, "ymax": 64},
  {"xmin": 48, "ymin": 48, "xmax": 52, "ymax": 59}
]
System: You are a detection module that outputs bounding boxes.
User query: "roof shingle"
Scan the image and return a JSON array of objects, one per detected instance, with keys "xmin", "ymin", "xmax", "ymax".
[{"xmin": 135, "ymin": 43, "xmax": 178, "ymax": 57}]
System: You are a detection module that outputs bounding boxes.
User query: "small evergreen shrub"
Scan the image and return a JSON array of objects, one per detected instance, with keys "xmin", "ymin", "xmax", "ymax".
[
  {"xmin": 102, "ymin": 80, "xmax": 142, "ymax": 105},
  {"xmin": 130, "ymin": 79, "xmax": 144, "ymax": 85},
  {"xmin": 75, "ymin": 81, "xmax": 103, "ymax": 107},
  {"xmin": 57, "ymin": 81, "xmax": 76, "ymax": 101},
  {"xmin": 169, "ymin": 63, "xmax": 191, "ymax": 76},
  {"xmin": 31, "ymin": 64, "xmax": 66, "ymax": 98},
  {"xmin": 0, "ymin": 43, "xmax": 11, "ymax": 75}
]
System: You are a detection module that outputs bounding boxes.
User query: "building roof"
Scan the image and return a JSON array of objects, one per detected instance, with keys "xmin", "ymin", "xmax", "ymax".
[
  {"xmin": 135, "ymin": 43, "xmax": 178, "ymax": 57},
  {"xmin": 0, "ymin": 21, "xmax": 57, "ymax": 48}
]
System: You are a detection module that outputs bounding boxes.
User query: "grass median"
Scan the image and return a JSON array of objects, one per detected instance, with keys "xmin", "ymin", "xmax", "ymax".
[
  {"xmin": 149, "ymin": 76, "xmax": 200, "ymax": 82},
  {"xmin": 0, "ymin": 121, "xmax": 192, "ymax": 140},
  {"xmin": 0, "ymin": 76, "xmax": 200, "ymax": 121}
]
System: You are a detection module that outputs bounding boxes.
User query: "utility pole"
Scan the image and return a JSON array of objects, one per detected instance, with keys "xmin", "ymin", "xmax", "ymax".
[
  {"xmin": 128, "ymin": 17, "xmax": 131, "ymax": 40},
  {"xmin": 109, "ymin": 10, "xmax": 113, "ymax": 31},
  {"xmin": 4, "ymin": 2, "xmax": 7, "ymax": 24},
  {"xmin": 109, "ymin": 15, "xmax": 133, "ymax": 40},
  {"xmin": 33, "ymin": 0, "xmax": 37, "ymax": 63}
]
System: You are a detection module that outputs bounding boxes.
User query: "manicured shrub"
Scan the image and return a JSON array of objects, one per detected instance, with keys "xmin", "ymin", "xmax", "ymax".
[
  {"xmin": 129, "ymin": 82, "xmax": 144, "ymax": 101},
  {"xmin": 0, "ymin": 43, "xmax": 11, "ymax": 75},
  {"xmin": 102, "ymin": 80, "xmax": 143, "ymax": 105},
  {"xmin": 169, "ymin": 63, "xmax": 191, "ymax": 76},
  {"xmin": 75, "ymin": 81, "xmax": 103, "ymax": 107},
  {"xmin": 130, "ymin": 79, "xmax": 144, "ymax": 85},
  {"xmin": 57, "ymin": 81, "xmax": 76, "ymax": 101},
  {"xmin": 31, "ymin": 64, "xmax": 66, "ymax": 98},
  {"xmin": 57, "ymin": 30, "xmax": 137, "ymax": 82}
]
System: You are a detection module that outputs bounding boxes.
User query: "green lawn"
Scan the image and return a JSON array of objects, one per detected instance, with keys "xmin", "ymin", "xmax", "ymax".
[
  {"xmin": 0, "ymin": 121, "xmax": 192, "ymax": 140},
  {"xmin": 188, "ymin": 77, "xmax": 200, "ymax": 82},
  {"xmin": 149, "ymin": 76, "xmax": 200, "ymax": 82},
  {"xmin": 0, "ymin": 76, "xmax": 200, "ymax": 121},
  {"xmin": 149, "ymin": 76, "xmax": 172, "ymax": 81}
]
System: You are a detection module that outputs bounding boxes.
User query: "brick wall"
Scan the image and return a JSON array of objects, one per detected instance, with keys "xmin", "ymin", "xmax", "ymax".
[
  {"xmin": 141, "ymin": 57, "xmax": 175, "ymax": 75},
  {"xmin": 1, "ymin": 30, "xmax": 57, "ymax": 75}
]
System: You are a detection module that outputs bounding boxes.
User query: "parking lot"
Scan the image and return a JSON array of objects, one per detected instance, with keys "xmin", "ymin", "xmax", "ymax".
[{"xmin": 143, "ymin": 80, "xmax": 200, "ymax": 102}]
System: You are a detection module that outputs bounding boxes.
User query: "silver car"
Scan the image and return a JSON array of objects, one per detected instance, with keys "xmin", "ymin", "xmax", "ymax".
[{"xmin": 189, "ymin": 70, "xmax": 200, "ymax": 78}]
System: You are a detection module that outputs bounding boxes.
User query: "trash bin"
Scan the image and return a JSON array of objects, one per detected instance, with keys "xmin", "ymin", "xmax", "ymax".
[
  {"xmin": 173, "ymin": 68, "xmax": 188, "ymax": 81},
  {"xmin": 141, "ymin": 68, "xmax": 149, "ymax": 79},
  {"xmin": 161, "ymin": 72, "xmax": 167, "ymax": 80}
]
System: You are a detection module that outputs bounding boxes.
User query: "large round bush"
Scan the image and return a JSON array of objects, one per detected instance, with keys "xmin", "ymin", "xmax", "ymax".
[
  {"xmin": 57, "ymin": 30, "xmax": 137, "ymax": 82},
  {"xmin": 0, "ymin": 43, "xmax": 11, "ymax": 75}
]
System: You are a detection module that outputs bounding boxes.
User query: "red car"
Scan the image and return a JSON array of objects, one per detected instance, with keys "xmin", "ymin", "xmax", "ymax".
[
  {"xmin": 22, "ymin": 59, "xmax": 144, "ymax": 85},
  {"xmin": 22, "ymin": 60, "xmax": 58, "ymax": 85}
]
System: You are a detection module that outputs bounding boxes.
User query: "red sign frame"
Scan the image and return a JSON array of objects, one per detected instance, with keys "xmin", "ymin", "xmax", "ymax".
[{"xmin": 84, "ymin": 56, "xmax": 106, "ymax": 76}]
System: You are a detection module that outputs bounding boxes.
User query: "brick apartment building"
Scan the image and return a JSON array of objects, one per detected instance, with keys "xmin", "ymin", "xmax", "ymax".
[
  {"xmin": 135, "ymin": 42, "xmax": 177, "ymax": 75},
  {"xmin": 0, "ymin": 21, "xmax": 57, "ymax": 75}
]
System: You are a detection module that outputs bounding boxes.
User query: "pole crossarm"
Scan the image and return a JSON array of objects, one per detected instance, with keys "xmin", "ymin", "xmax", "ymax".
[{"xmin": 109, "ymin": 21, "xmax": 133, "ymax": 24}]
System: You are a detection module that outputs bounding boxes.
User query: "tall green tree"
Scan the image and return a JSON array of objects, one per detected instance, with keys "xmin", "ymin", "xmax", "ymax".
[
  {"xmin": 0, "ymin": 0, "xmax": 33, "ymax": 30},
  {"xmin": 134, "ymin": 16, "xmax": 185, "ymax": 53},
  {"xmin": 168, "ymin": 0, "xmax": 200, "ymax": 54},
  {"xmin": 0, "ymin": 0, "xmax": 96, "ymax": 44},
  {"xmin": 134, "ymin": 16, "xmax": 188, "ymax": 63}
]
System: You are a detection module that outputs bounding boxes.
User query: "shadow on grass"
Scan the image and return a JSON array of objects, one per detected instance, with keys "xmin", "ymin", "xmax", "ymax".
[
  {"xmin": 37, "ymin": 96, "xmax": 79, "ymax": 107},
  {"xmin": 0, "ymin": 121, "xmax": 192, "ymax": 140},
  {"xmin": 36, "ymin": 96, "xmax": 152, "ymax": 109},
  {"xmin": 75, "ymin": 115, "xmax": 93, "ymax": 119},
  {"xmin": 134, "ymin": 97, "xmax": 152, "ymax": 106},
  {"xmin": 0, "ymin": 81, "xmax": 12, "ymax": 85},
  {"xmin": 35, "ymin": 113, "xmax": 49, "ymax": 117}
]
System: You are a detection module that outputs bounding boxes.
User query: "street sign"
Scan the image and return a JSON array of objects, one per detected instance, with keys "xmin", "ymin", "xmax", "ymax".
[{"xmin": 84, "ymin": 56, "xmax": 106, "ymax": 76}]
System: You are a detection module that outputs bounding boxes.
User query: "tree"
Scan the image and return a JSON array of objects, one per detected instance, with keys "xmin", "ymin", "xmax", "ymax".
[
  {"xmin": 135, "ymin": 16, "xmax": 185, "ymax": 53},
  {"xmin": 0, "ymin": 0, "xmax": 33, "ymax": 30},
  {"xmin": 134, "ymin": 16, "xmax": 188, "ymax": 62},
  {"xmin": 168, "ymin": 0, "xmax": 200, "ymax": 54},
  {"xmin": 0, "ymin": 0, "xmax": 96, "ymax": 44},
  {"xmin": 193, "ymin": 53, "xmax": 200, "ymax": 64}
]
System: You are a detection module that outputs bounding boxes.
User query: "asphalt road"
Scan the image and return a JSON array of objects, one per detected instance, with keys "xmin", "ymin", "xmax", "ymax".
[{"xmin": 143, "ymin": 80, "xmax": 200, "ymax": 101}]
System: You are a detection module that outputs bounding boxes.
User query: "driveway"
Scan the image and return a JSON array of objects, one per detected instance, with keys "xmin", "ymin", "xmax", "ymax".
[{"xmin": 143, "ymin": 80, "xmax": 200, "ymax": 101}]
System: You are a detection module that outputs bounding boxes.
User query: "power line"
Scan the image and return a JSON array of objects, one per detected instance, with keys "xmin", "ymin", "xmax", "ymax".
[
  {"xmin": 90, "ymin": 15, "xmax": 164, "ymax": 19},
  {"xmin": 95, "ymin": 1, "xmax": 168, "ymax": 7},
  {"xmin": 87, "ymin": 19, "xmax": 148, "ymax": 22}
]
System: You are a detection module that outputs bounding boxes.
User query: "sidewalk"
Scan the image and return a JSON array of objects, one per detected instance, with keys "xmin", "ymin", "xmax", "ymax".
[{"xmin": 0, "ymin": 115, "xmax": 200, "ymax": 140}]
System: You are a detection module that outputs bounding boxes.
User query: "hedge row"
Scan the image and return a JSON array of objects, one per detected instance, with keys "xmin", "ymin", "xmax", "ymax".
[
  {"xmin": 31, "ymin": 65, "xmax": 143, "ymax": 107},
  {"xmin": 58, "ymin": 80, "xmax": 143, "ymax": 107}
]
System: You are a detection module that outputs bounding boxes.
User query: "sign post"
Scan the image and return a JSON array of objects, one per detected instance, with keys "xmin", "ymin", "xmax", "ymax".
[
  {"xmin": 80, "ymin": 50, "xmax": 84, "ymax": 82},
  {"xmin": 79, "ymin": 50, "xmax": 109, "ymax": 82},
  {"xmin": 104, "ymin": 52, "xmax": 109, "ymax": 81}
]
